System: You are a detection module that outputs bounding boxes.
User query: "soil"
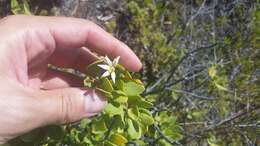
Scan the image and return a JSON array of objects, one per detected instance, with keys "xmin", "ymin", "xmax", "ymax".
[{"xmin": 0, "ymin": 0, "xmax": 125, "ymax": 27}]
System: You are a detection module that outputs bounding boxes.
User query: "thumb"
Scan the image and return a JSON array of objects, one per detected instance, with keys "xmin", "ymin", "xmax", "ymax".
[{"xmin": 36, "ymin": 88, "xmax": 107, "ymax": 124}]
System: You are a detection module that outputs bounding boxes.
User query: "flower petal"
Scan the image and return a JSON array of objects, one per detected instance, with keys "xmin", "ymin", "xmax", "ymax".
[
  {"xmin": 113, "ymin": 56, "xmax": 120, "ymax": 66},
  {"xmin": 101, "ymin": 71, "xmax": 110, "ymax": 77},
  {"xmin": 98, "ymin": 64, "xmax": 110, "ymax": 70},
  {"xmin": 104, "ymin": 56, "xmax": 112, "ymax": 66},
  {"xmin": 111, "ymin": 71, "xmax": 116, "ymax": 83}
]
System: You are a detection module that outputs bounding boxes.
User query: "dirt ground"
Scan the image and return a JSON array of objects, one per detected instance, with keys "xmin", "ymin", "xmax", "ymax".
[{"xmin": 0, "ymin": 0, "xmax": 125, "ymax": 27}]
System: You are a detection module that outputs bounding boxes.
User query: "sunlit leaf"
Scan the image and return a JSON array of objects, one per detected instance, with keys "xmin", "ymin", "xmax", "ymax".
[
  {"xmin": 92, "ymin": 119, "xmax": 108, "ymax": 134},
  {"xmin": 83, "ymin": 77, "xmax": 92, "ymax": 88},
  {"xmin": 127, "ymin": 119, "xmax": 142, "ymax": 139},
  {"xmin": 139, "ymin": 113, "xmax": 154, "ymax": 126},
  {"xmin": 112, "ymin": 90, "xmax": 126, "ymax": 96},
  {"xmin": 114, "ymin": 96, "xmax": 128, "ymax": 103},
  {"xmin": 128, "ymin": 105, "xmax": 139, "ymax": 120},
  {"xmin": 96, "ymin": 88, "xmax": 113, "ymax": 99},
  {"xmin": 215, "ymin": 82, "xmax": 228, "ymax": 91},
  {"xmin": 207, "ymin": 138, "xmax": 220, "ymax": 146},
  {"xmin": 137, "ymin": 99, "xmax": 153, "ymax": 108},
  {"xmin": 208, "ymin": 66, "xmax": 217, "ymax": 78},
  {"xmin": 80, "ymin": 118, "xmax": 91, "ymax": 129},
  {"xmin": 97, "ymin": 77, "xmax": 113, "ymax": 92},
  {"xmin": 123, "ymin": 81, "xmax": 145, "ymax": 96},
  {"xmin": 11, "ymin": 0, "xmax": 21, "ymax": 14},
  {"xmin": 110, "ymin": 133, "xmax": 128, "ymax": 146},
  {"xmin": 22, "ymin": 0, "xmax": 31, "ymax": 15},
  {"xmin": 104, "ymin": 140, "xmax": 118, "ymax": 146},
  {"xmin": 105, "ymin": 103, "xmax": 124, "ymax": 117}
]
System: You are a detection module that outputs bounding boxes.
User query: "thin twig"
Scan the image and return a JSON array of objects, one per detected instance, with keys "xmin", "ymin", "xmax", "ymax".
[
  {"xmin": 172, "ymin": 89, "xmax": 214, "ymax": 100},
  {"xmin": 186, "ymin": 0, "xmax": 207, "ymax": 27},
  {"xmin": 153, "ymin": 124, "xmax": 182, "ymax": 146}
]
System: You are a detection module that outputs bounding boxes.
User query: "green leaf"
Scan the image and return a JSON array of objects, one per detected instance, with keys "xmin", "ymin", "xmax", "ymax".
[
  {"xmin": 110, "ymin": 133, "xmax": 128, "ymax": 146},
  {"xmin": 97, "ymin": 77, "xmax": 113, "ymax": 92},
  {"xmin": 138, "ymin": 122, "xmax": 149, "ymax": 134},
  {"xmin": 105, "ymin": 103, "xmax": 124, "ymax": 117},
  {"xmin": 139, "ymin": 108, "xmax": 151, "ymax": 115},
  {"xmin": 116, "ymin": 64, "xmax": 126, "ymax": 72},
  {"xmin": 83, "ymin": 77, "xmax": 92, "ymax": 88},
  {"xmin": 112, "ymin": 115, "xmax": 125, "ymax": 131},
  {"xmin": 115, "ymin": 79, "xmax": 124, "ymax": 90},
  {"xmin": 128, "ymin": 95, "xmax": 141, "ymax": 105},
  {"xmin": 138, "ymin": 108, "xmax": 154, "ymax": 126},
  {"xmin": 112, "ymin": 90, "xmax": 126, "ymax": 96},
  {"xmin": 114, "ymin": 96, "xmax": 128, "ymax": 103},
  {"xmin": 159, "ymin": 117, "xmax": 183, "ymax": 141},
  {"xmin": 11, "ymin": 0, "xmax": 21, "ymax": 14},
  {"xmin": 86, "ymin": 60, "xmax": 104, "ymax": 78},
  {"xmin": 128, "ymin": 105, "xmax": 139, "ymax": 120},
  {"xmin": 22, "ymin": 0, "xmax": 31, "ymax": 15},
  {"xmin": 214, "ymin": 82, "xmax": 228, "ymax": 91},
  {"xmin": 112, "ymin": 90, "xmax": 128, "ymax": 103},
  {"xmin": 127, "ymin": 119, "xmax": 142, "ymax": 139},
  {"xmin": 80, "ymin": 118, "xmax": 91, "ymax": 129},
  {"xmin": 164, "ymin": 128, "xmax": 183, "ymax": 141},
  {"xmin": 92, "ymin": 119, "xmax": 108, "ymax": 134},
  {"xmin": 83, "ymin": 136, "xmax": 93, "ymax": 145},
  {"xmin": 96, "ymin": 88, "xmax": 113, "ymax": 98},
  {"xmin": 124, "ymin": 71, "xmax": 133, "ymax": 79},
  {"xmin": 123, "ymin": 81, "xmax": 145, "ymax": 96},
  {"xmin": 208, "ymin": 66, "xmax": 217, "ymax": 78},
  {"xmin": 104, "ymin": 140, "xmax": 118, "ymax": 146},
  {"xmin": 116, "ymin": 64, "xmax": 132, "ymax": 79},
  {"xmin": 139, "ymin": 113, "xmax": 154, "ymax": 126},
  {"xmin": 207, "ymin": 136, "xmax": 220, "ymax": 146},
  {"xmin": 137, "ymin": 99, "xmax": 153, "ymax": 108},
  {"xmin": 133, "ymin": 79, "xmax": 143, "ymax": 85}
]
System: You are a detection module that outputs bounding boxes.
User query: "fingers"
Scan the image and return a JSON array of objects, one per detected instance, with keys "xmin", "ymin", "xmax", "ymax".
[
  {"xmin": 1, "ymin": 15, "xmax": 142, "ymax": 72},
  {"xmin": 0, "ymin": 77, "xmax": 106, "ymax": 144},
  {"xmin": 43, "ymin": 16, "xmax": 142, "ymax": 71},
  {"xmin": 81, "ymin": 24, "xmax": 142, "ymax": 71},
  {"xmin": 35, "ymin": 88, "xmax": 107, "ymax": 124}
]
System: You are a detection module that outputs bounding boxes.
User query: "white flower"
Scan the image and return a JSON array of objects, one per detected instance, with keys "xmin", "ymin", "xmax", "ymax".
[{"xmin": 98, "ymin": 56, "xmax": 120, "ymax": 83}]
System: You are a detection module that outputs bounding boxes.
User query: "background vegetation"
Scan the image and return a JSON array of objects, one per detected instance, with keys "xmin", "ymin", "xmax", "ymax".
[{"xmin": 0, "ymin": 0, "xmax": 259, "ymax": 145}]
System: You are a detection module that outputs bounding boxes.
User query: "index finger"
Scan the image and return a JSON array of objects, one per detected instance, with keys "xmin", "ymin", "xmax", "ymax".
[
  {"xmin": 2, "ymin": 15, "xmax": 142, "ymax": 72},
  {"xmin": 44, "ymin": 16, "xmax": 142, "ymax": 72}
]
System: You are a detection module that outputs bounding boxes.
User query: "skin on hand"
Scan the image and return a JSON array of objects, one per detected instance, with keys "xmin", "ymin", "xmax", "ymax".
[{"xmin": 0, "ymin": 15, "xmax": 142, "ymax": 144}]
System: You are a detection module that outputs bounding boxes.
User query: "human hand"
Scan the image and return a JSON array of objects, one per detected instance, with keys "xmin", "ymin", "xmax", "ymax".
[{"xmin": 0, "ymin": 15, "xmax": 141, "ymax": 144}]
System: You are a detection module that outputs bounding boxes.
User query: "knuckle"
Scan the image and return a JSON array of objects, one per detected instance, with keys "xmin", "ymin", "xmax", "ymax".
[
  {"xmin": 58, "ymin": 91, "xmax": 75, "ymax": 124},
  {"xmin": 85, "ymin": 20, "xmax": 102, "ymax": 32}
]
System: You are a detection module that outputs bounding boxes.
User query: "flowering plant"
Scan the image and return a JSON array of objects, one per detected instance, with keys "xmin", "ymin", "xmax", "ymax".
[
  {"xmin": 81, "ymin": 56, "xmax": 154, "ymax": 145},
  {"xmin": 13, "ymin": 56, "xmax": 154, "ymax": 146}
]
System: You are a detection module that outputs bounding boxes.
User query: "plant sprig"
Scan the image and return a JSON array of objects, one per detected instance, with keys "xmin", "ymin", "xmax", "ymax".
[
  {"xmin": 9, "ymin": 56, "xmax": 154, "ymax": 146},
  {"xmin": 82, "ymin": 56, "xmax": 154, "ymax": 146}
]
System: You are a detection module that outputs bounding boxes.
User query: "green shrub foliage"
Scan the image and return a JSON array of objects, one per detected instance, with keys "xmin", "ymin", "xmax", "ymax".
[
  {"xmin": 6, "ymin": 58, "xmax": 156, "ymax": 146},
  {"xmin": 3, "ymin": 0, "xmax": 259, "ymax": 146}
]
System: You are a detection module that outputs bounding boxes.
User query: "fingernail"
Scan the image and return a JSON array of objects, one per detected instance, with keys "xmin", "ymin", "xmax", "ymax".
[{"xmin": 83, "ymin": 89, "xmax": 107, "ymax": 117}]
